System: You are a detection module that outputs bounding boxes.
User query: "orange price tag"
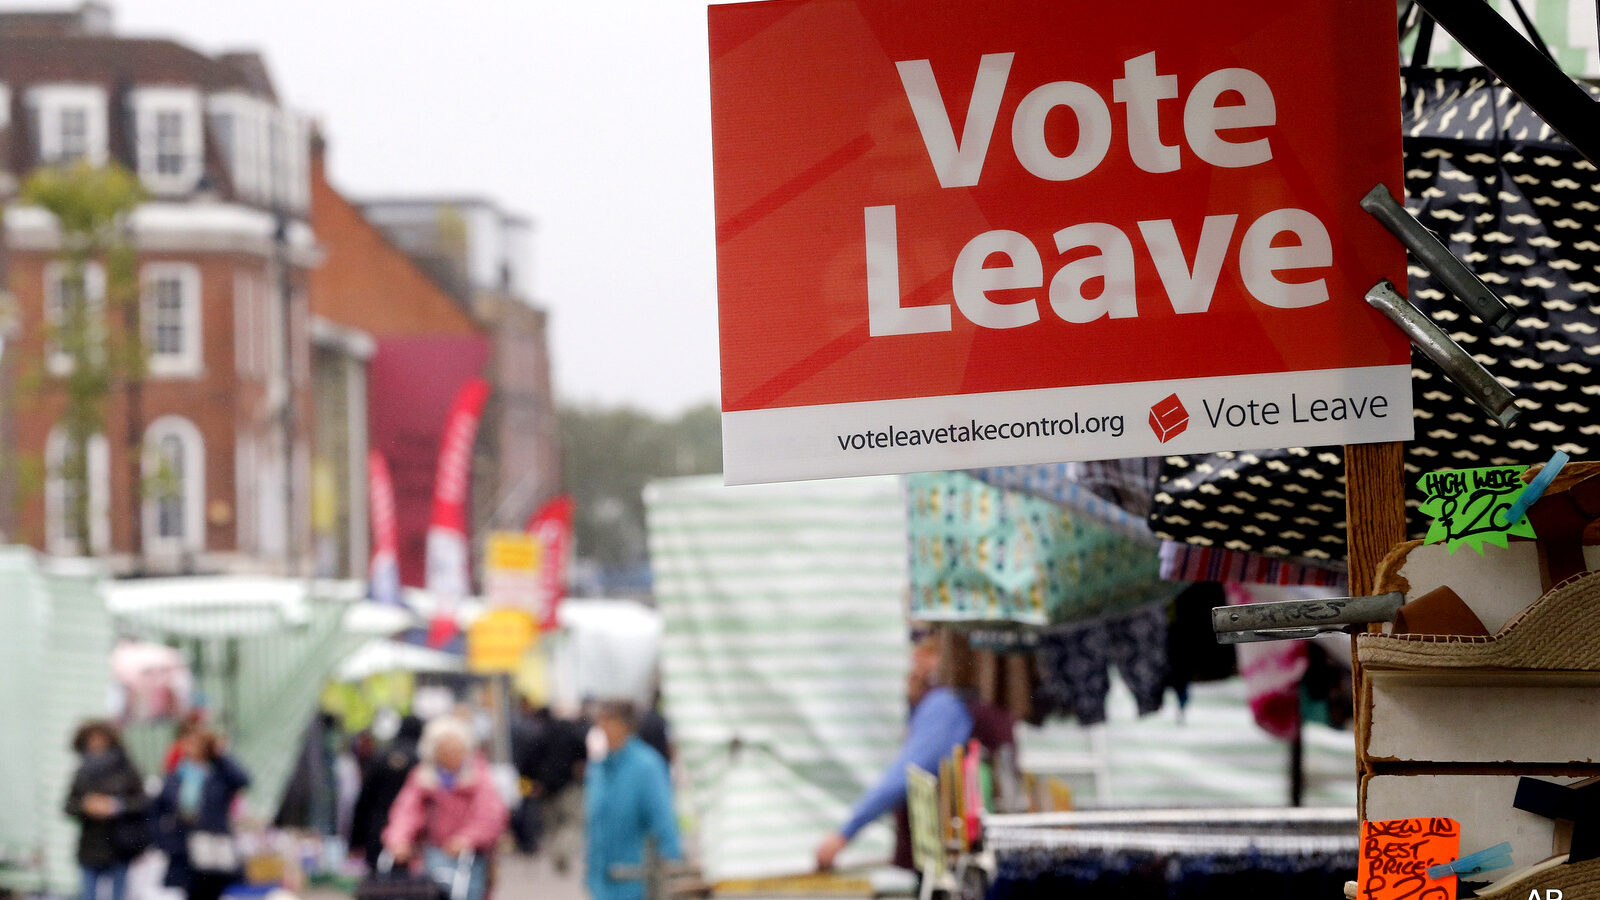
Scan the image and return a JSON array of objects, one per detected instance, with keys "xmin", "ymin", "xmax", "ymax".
[{"xmin": 1358, "ymin": 818, "xmax": 1460, "ymax": 900}]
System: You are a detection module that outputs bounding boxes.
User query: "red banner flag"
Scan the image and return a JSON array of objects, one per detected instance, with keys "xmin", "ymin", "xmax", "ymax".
[
  {"xmin": 527, "ymin": 494, "xmax": 574, "ymax": 629},
  {"xmin": 425, "ymin": 377, "xmax": 492, "ymax": 647},
  {"xmin": 368, "ymin": 450, "xmax": 402, "ymax": 607}
]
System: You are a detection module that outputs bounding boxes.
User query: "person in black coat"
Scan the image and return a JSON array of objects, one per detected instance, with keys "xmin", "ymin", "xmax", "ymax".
[
  {"xmin": 152, "ymin": 726, "xmax": 251, "ymax": 900},
  {"xmin": 64, "ymin": 721, "xmax": 150, "ymax": 900},
  {"xmin": 349, "ymin": 715, "xmax": 423, "ymax": 869}
]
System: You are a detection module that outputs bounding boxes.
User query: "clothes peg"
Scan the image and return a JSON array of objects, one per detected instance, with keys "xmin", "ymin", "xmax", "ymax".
[
  {"xmin": 1360, "ymin": 185, "xmax": 1515, "ymax": 331},
  {"xmin": 1365, "ymin": 280, "xmax": 1520, "ymax": 427},
  {"xmin": 1427, "ymin": 841, "xmax": 1514, "ymax": 880},
  {"xmin": 1210, "ymin": 592, "xmax": 1404, "ymax": 644}
]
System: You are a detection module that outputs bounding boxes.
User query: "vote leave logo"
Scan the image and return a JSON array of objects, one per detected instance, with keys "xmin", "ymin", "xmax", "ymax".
[{"xmin": 1149, "ymin": 394, "xmax": 1189, "ymax": 443}]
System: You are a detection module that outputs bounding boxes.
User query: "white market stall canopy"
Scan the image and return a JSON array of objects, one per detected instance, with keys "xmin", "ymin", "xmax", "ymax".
[
  {"xmin": 106, "ymin": 576, "xmax": 413, "ymax": 637},
  {"xmin": 336, "ymin": 639, "xmax": 465, "ymax": 682},
  {"xmin": 547, "ymin": 598, "xmax": 664, "ymax": 711}
]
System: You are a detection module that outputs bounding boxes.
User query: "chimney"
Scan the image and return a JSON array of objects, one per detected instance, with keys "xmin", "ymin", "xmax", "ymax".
[{"xmin": 0, "ymin": 1, "xmax": 113, "ymax": 37}]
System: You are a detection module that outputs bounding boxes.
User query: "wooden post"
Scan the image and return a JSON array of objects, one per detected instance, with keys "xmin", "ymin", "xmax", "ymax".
[{"xmin": 1343, "ymin": 440, "xmax": 1408, "ymax": 815}]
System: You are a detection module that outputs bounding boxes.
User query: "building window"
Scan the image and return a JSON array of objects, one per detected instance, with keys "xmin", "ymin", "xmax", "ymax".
[
  {"xmin": 58, "ymin": 107, "xmax": 89, "ymax": 162},
  {"xmin": 142, "ymin": 263, "xmax": 201, "ymax": 376},
  {"xmin": 143, "ymin": 416, "xmax": 205, "ymax": 554},
  {"xmin": 28, "ymin": 84, "xmax": 108, "ymax": 167},
  {"xmin": 43, "ymin": 261, "xmax": 106, "ymax": 376},
  {"xmin": 208, "ymin": 92, "xmax": 271, "ymax": 203},
  {"xmin": 155, "ymin": 110, "xmax": 184, "ymax": 175},
  {"xmin": 132, "ymin": 86, "xmax": 202, "ymax": 194},
  {"xmin": 154, "ymin": 434, "xmax": 185, "ymax": 539},
  {"xmin": 44, "ymin": 427, "xmax": 110, "ymax": 556}
]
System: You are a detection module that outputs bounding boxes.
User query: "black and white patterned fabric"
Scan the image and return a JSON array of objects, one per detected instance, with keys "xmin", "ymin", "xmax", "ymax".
[{"xmin": 1150, "ymin": 67, "xmax": 1600, "ymax": 560}]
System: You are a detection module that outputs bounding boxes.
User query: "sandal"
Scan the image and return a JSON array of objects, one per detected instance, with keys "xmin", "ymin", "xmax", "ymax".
[
  {"xmin": 1358, "ymin": 570, "xmax": 1600, "ymax": 671},
  {"xmin": 1526, "ymin": 463, "xmax": 1600, "ymax": 593}
]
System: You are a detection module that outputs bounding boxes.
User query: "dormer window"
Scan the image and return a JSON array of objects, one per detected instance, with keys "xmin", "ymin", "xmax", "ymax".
[
  {"xmin": 131, "ymin": 86, "xmax": 202, "ymax": 194},
  {"xmin": 28, "ymin": 84, "xmax": 108, "ymax": 166}
]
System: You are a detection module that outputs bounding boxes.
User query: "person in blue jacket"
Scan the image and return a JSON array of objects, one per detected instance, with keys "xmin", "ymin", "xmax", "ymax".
[
  {"xmin": 584, "ymin": 700, "xmax": 682, "ymax": 900},
  {"xmin": 152, "ymin": 726, "xmax": 251, "ymax": 900},
  {"xmin": 815, "ymin": 638, "xmax": 972, "ymax": 871}
]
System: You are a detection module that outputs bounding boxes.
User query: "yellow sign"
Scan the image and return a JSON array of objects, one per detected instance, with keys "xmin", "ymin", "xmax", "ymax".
[
  {"xmin": 486, "ymin": 532, "xmax": 544, "ymax": 614},
  {"xmin": 906, "ymin": 764, "xmax": 943, "ymax": 874},
  {"xmin": 487, "ymin": 532, "xmax": 541, "ymax": 572},
  {"xmin": 467, "ymin": 608, "xmax": 538, "ymax": 674}
]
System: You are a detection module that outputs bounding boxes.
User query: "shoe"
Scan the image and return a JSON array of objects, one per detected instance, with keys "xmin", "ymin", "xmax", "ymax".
[
  {"xmin": 1527, "ymin": 464, "xmax": 1600, "ymax": 592},
  {"xmin": 1391, "ymin": 585, "xmax": 1490, "ymax": 637},
  {"xmin": 1358, "ymin": 570, "xmax": 1600, "ymax": 671},
  {"xmin": 1468, "ymin": 854, "xmax": 1600, "ymax": 900}
]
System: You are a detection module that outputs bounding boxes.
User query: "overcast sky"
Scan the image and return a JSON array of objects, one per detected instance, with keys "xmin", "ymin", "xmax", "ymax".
[{"xmin": 22, "ymin": 0, "xmax": 725, "ymax": 415}]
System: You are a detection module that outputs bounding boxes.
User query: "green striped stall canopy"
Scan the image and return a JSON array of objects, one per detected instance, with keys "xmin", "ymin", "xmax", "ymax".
[
  {"xmin": 646, "ymin": 475, "xmax": 910, "ymax": 881},
  {"xmin": 0, "ymin": 550, "xmax": 112, "ymax": 897},
  {"xmin": 1404, "ymin": 0, "xmax": 1600, "ymax": 74}
]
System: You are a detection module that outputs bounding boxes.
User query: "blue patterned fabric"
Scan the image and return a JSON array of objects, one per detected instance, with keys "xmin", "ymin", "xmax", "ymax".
[{"xmin": 906, "ymin": 471, "xmax": 1180, "ymax": 626}]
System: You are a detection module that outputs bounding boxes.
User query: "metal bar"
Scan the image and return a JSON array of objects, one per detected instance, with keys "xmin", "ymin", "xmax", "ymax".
[
  {"xmin": 1211, "ymin": 591, "xmax": 1405, "ymax": 634},
  {"xmin": 1412, "ymin": 0, "xmax": 1600, "ymax": 167},
  {"xmin": 1360, "ymin": 184, "xmax": 1514, "ymax": 331},
  {"xmin": 1505, "ymin": 0, "xmax": 1556, "ymax": 63},
  {"xmin": 1216, "ymin": 625, "xmax": 1359, "ymax": 645},
  {"xmin": 1365, "ymin": 280, "xmax": 1521, "ymax": 428}
]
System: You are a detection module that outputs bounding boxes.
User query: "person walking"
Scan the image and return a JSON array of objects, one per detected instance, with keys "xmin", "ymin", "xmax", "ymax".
[
  {"xmin": 533, "ymin": 709, "xmax": 589, "ymax": 874},
  {"xmin": 152, "ymin": 726, "xmax": 251, "ymax": 900},
  {"xmin": 382, "ymin": 717, "xmax": 508, "ymax": 900},
  {"xmin": 350, "ymin": 715, "xmax": 423, "ymax": 869},
  {"xmin": 584, "ymin": 701, "xmax": 681, "ymax": 900},
  {"xmin": 64, "ymin": 721, "xmax": 150, "ymax": 900},
  {"xmin": 815, "ymin": 638, "xmax": 974, "ymax": 871},
  {"xmin": 510, "ymin": 702, "xmax": 549, "ymax": 854}
]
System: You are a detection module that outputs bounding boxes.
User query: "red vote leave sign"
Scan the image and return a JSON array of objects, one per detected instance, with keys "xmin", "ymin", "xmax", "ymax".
[{"xmin": 710, "ymin": 0, "xmax": 1413, "ymax": 484}]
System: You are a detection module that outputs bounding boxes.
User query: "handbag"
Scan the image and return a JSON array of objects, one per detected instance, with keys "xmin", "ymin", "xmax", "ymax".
[
  {"xmin": 186, "ymin": 830, "xmax": 241, "ymax": 874},
  {"xmin": 1149, "ymin": 56, "xmax": 1600, "ymax": 560}
]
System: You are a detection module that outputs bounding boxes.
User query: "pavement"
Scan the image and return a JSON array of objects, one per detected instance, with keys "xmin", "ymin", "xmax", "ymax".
[
  {"xmin": 304, "ymin": 851, "xmax": 587, "ymax": 900},
  {"xmin": 492, "ymin": 851, "xmax": 588, "ymax": 900}
]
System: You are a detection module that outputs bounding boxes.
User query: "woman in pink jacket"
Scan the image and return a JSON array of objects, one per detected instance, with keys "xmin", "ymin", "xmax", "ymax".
[{"xmin": 382, "ymin": 717, "xmax": 508, "ymax": 900}]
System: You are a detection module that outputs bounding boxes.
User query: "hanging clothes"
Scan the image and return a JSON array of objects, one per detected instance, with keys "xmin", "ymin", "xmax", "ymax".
[
  {"xmin": 1164, "ymin": 583, "xmax": 1238, "ymax": 713},
  {"xmin": 969, "ymin": 459, "xmax": 1162, "ymax": 522},
  {"xmin": 1159, "ymin": 542, "xmax": 1347, "ymax": 589},
  {"xmin": 1226, "ymin": 584, "xmax": 1312, "ymax": 741},
  {"xmin": 1034, "ymin": 602, "xmax": 1170, "ymax": 726},
  {"xmin": 907, "ymin": 471, "xmax": 1180, "ymax": 627},
  {"xmin": 992, "ymin": 843, "xmax": 1356, "ymax": 900}
]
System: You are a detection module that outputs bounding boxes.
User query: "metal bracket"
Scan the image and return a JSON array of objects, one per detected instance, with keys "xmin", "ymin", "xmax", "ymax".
[
  {"xmin": 1366, "ymin": 280, "xmax": 1521, "ymax": 428},
  {"xmin": 1212, "ymin": 592, "xmax": 1405, "ymax": 644},
  {"xmin": 1411, "ymin": 0, "xmax": 1600, "ymax": 167},
  {"xmin": 1361, "ymin": 184, "xmax": 1515, "ymax": 332}
]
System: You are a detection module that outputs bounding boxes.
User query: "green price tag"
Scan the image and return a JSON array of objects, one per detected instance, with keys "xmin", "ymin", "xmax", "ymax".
[{"xmin": 1417, "ymin": 466, "xmax": 1536, "ymax": 554}]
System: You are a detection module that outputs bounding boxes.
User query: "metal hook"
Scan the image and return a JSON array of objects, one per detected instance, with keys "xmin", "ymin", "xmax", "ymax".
[
  {"xmin": 1365, "ymin": 280, "xmax": 1521, "ymax": 428},
  {"xmin": 1361, "ymin": 185, "xmax": 1515, "ymax": 332},
  {"xmin": 1211, "ymin": 592, "xmax": 1405, "ymax": 644}
]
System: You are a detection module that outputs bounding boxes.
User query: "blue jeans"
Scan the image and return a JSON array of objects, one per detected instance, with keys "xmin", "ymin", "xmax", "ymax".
[
  {"xmin": 80, "ymin": 863, "xmax": 128, "ymax": 900},
  {"xmin": 423, "ymin": 848, "xmax": 487, "ymax": 900}
]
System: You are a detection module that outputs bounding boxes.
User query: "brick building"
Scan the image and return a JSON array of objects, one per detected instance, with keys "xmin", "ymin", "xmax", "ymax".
[
  {"xmin": 359, "ymin": 197, "xmax": 561, "ymax": 535},
  {"xmin": 0, "ymin": 5, "xmax": 320, "ymax": 574},
  {"xmin": 308, "ymin": 138, "xmax": 488, "ymax": 586},
  {"xmin": 312, "ymin": 146, "xmax": 561, "ymax": 586}
]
